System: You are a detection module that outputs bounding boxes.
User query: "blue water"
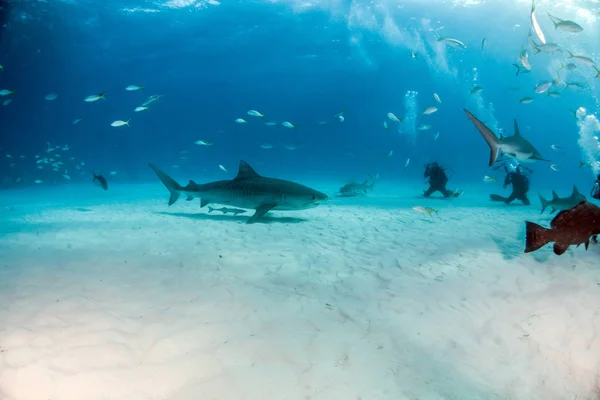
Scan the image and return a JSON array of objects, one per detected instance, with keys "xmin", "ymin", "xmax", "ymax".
[
  {"xmin": 1, "ymin": 0, "xmax": 599, "ymax": 193},
  {"xmin": 3, "ymin": 2, "xmax": 600, "ymax": 398}
]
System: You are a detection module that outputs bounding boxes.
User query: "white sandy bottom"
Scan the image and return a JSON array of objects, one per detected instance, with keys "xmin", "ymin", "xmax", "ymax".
[{"xmin": 1, "ymin": 194, "xmax": 600, "ymax": 400}]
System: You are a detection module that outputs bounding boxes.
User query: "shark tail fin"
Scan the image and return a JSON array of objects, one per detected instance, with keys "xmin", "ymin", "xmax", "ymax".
[
  {"xmin": 148, "ymin": 163, "xmax": 183, "ymax": 206},
  {"xmin": 538, "ymin": 193, "xmax": 549, "ymax": 213},
  {"xmin": 525, "ymin": 221, "xmax": 555, "ymax": 253},
  {"xmin": 463, "ymin": 109, "xmax": 500, "ymax": 166}
]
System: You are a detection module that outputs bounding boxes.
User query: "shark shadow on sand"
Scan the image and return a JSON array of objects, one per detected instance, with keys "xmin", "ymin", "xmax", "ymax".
[{"xmin": 155, "ymin": 211, "xmax": 307, "ymax": 224}]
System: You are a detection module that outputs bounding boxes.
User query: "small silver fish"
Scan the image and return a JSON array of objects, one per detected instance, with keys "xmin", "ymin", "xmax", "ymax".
[
  {"xmin": 520, "ymin": 97, "xmax": 534, "ymax": 104},
  {"xmin": 421, "ymin": 106, "xmax": 438, "ymax": 116},
  {"xmin": 387, "ymin": 112, "xmax": 402, "ymax": 123},
  {"xmin": 535, "ymin": 81, "xmax": 552, "ymax": 94},
  {"xmin": 111, "ymin": 120, "xmax": 130, "ymax": 127},
  {"xmin": 567, "ymin": 51, "xmax": 595, "ymax": 66},
  {"xmin": 247, "ymin": 110, "xmax": 265, "ymax": 118},
  {"xmin": 548, "ymin": 13, "xmax": 583, "ymax": 33},
  {"xmin": 435, "ymin": 32, "xmax": 467, "ymax": 49},
  {"xmin": 84, "ymin": 92, "xmax": 106, "ymax": 102}
]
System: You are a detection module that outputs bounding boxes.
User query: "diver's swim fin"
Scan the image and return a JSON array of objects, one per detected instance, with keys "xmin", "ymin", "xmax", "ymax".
[{"xmin": 490, "ymin": 194, "xmax": 508, "ymax": 202}]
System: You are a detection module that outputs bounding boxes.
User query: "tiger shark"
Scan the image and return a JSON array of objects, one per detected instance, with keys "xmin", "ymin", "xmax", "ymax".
[
  {"xmin": 149, "ymin": 161, "xmax": 328, "ymax": 223},
  {"xmin": 464, "ymin": 109, "xmax": 549, "ymax": 166}
]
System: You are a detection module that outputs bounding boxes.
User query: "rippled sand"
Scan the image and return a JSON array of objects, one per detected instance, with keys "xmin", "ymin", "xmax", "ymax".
[{"xmin": 1, "ymin": 183, "xmax": 599, "ymax": 400}]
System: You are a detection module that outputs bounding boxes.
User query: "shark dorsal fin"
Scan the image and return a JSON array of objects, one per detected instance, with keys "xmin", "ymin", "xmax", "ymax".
[
  {"xmin": 235, "ymin": 160, "xmax": 260, "ymax": 180},
  {"xmin": 551, "ymin": 190, "xmax": 559, "ymax": 200},
  {"xmin": 188, "ymin": 180, "xmax": 196, "ymax": 186},
  {"xmin": 572, "ymin": 185, "xmax": 581, "ymax": 197},
  {"xmin": 513, "ymin": 119, "xmax": 521, "ymax": 136}
]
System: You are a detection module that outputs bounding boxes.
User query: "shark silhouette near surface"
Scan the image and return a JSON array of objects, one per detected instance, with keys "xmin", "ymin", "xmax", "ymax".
[
  {"xmin": 464, "ymin": 109, "xmax": 549, "ymax": 166},
  {"xmin": 149, "ymin": 161, "xmax": 328, "ymax": 224},
  {"xmin": 539, "ymin": 185, "xmax": 586, "ymax": 214}
]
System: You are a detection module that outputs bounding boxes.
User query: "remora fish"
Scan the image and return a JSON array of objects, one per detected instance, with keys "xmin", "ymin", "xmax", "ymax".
[
  {"xmin": 149, "ymin": 161, "xmax": 328, "ymax": 224},
  {"xmin": 207, "ymin": 206, "xmax": 247, "ymax": 215},
  {"xmin": 463, "ymin": 109, "xmax": 548, "ymax": 166},
  {"xmin": 337, "ymin": 180, "xmax": 375, "ymax": 197},
  {"xmin": 525, "ymin": 201, "xmax": 600, "ymax": 255},
  {"xmin": 538, "ymin": 185, "xmax": 586, "ymax": 214}
]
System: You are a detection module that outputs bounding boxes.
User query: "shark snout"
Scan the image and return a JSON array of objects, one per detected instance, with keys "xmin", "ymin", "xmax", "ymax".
[
  {"xmin": 305, "ymin": 191, "xmax": 328, "ymax": 207},
  {"xmin": 314, "ymin": 191, "xmax": 329, "ymax": 202}
]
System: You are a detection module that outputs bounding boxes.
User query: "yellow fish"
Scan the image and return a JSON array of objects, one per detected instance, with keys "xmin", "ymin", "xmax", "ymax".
[{"xmin": 412, "ymin": 206, "xmax": 438, "ymax": 216}]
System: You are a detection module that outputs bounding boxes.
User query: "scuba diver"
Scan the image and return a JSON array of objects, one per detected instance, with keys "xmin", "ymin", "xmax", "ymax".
[
  {"xmin": 592, "ymin": 174, "xmax": 600, "ymax": 200},
  {"xmin": 490, "ymin": 163, "xmax": 531, "ymax": 205},
  {"xmin": 423, "ymin": 162, "xmax": 461, "ymax": 198}
]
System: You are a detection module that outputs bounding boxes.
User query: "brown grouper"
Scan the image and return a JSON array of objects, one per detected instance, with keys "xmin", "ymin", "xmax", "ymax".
[{"xmin": 525, "ymin": 201, "xmax": 600, "ymax": 255}]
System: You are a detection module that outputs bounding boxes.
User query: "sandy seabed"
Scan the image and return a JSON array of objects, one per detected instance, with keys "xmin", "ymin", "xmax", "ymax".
[{"xmin": 0, "ymin": 182, "xmax": 599, "ymax": 400}]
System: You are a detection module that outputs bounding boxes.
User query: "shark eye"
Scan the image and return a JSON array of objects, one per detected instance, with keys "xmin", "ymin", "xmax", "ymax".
[{"xmin": 312, "ymin": 196, "xmax": 315, "ymax": 200}]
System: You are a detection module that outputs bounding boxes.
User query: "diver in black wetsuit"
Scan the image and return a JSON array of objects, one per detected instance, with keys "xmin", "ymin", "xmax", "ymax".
[
  {"xmin": 490, "ymin": 164, "xmax": 530, "ymax": 205},
  {"xmin": 592, "ymin": 174, "xmax": 600, "ymax": 200},
  {"xmin": 423, "ymin": 162, "xmax": 461, "ymax": 198}
]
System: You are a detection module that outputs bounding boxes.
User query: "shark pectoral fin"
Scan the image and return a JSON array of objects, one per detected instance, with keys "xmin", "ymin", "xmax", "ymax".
[
  {"xmin": 585, "ymin": 240, "xmax": 590, "ymax": 250},
  {"xmin": 531, "ymin": 155, "xmax": 550, "ymax": 162},
  {"xmin": 247, "ymin": 203, "xmax": 276, "ymax": 224},
  {"xmin": 200, "ymin": 198, "xmax": 210, "ymax": 208},
  {"xmin": 186, "ymin": 195, "xmax": 194, "ymax": 201}
]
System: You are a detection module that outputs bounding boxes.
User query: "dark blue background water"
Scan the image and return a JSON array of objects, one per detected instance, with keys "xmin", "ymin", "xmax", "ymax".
[{"xmin": 1, "ymin": 0, "xmax": 599, "ymax": 193}]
